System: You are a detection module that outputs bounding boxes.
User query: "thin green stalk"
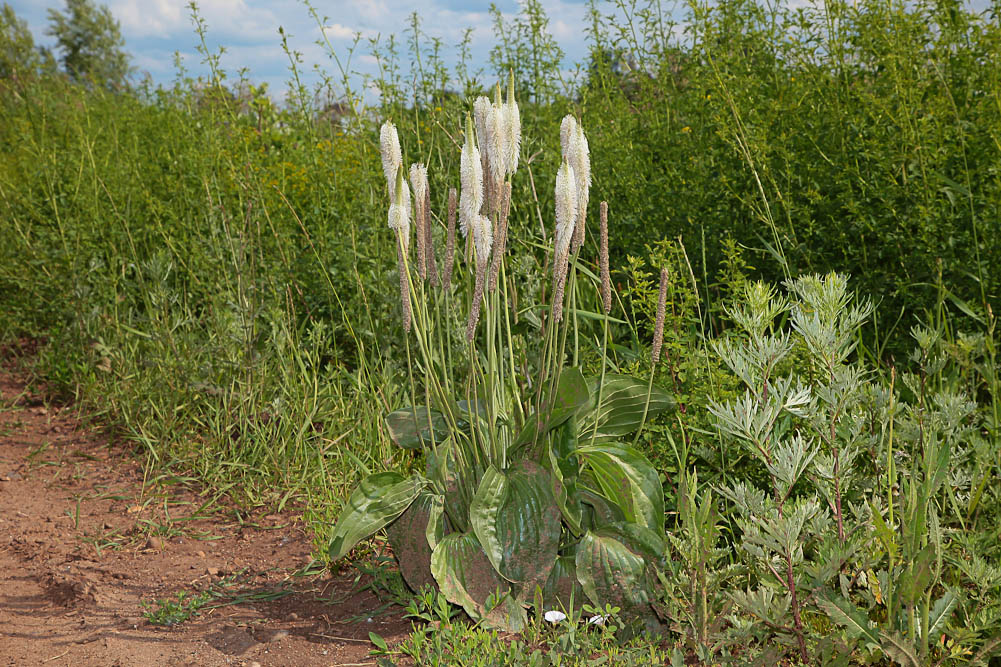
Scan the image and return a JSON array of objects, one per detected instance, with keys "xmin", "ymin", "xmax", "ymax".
[
  {"xmin": 632, "ymin": 364, "xmax": 657, "ymax": 448},
  {"xmin": 589, "ymin": 312, "xmax": 610, "ymax": 448},
  {"xmin": 499, "ymin": 261, "xmax": 524, "ymax": 428}
]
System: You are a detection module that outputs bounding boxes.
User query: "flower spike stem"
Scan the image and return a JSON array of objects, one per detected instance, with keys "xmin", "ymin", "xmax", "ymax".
[{"xmin": 634, "ymin": 267, "xmax": 669, "ymax": 446}]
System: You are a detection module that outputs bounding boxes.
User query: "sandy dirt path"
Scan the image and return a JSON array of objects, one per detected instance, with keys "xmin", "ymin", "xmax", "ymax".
[{"xmin": 0, "ymin": 358, "xmax": 409, "ymax": 666}]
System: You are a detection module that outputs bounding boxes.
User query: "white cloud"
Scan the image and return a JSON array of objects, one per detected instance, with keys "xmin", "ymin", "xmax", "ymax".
[
  {"xmin": 352, "ymin": 0, "xmax": 391, "ymax": 22},
  {"xmin": 322, "ymin": 23, "xmax": 376, "ymax": 40},
  {"xmin": 110, "ymin": 0, "xmax": 186, "ymax": 38}
]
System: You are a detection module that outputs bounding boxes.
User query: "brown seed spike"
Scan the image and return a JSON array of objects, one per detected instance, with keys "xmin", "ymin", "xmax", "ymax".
[
  {"xmin": 425, "ymin": 186, "xmax": 439, "ymax": 287},
  {"xmin": 397, "ymin": 235, "xmax": 412, "ymax": 333},
  {"xmin": 466, "ymin": 261, "xmax": 487, "ymax": 342},
  {"xmin": 572, "ymin": 199, "xmax": 586, "ymax": 253},
  {"xmin": 416, "ymin": 199, "xmax": 427, "ymax": 281},
  {"xmin": 652, "ymin": 267, "xmax": 668, "ymax": 363},
  {"xmin": 489, "ymin": 182, "xmax": 512, "ymax": 292},
  {"xmin": 443, "ymin": 187, "xmax": 457, "ymax": 287},
  {"xmin": 599, "ymin": 201, "xmax": 610, "ymax": 313},
  {"xmin": 552, "ymin": 254, "xmax": 569, "ymax": 323}
]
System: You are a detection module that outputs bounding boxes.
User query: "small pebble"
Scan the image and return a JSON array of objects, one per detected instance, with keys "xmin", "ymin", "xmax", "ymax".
[
  {"xmin": 206, "ymin": 566, "xmax": 220, "ymax": 576},
  {"xmin": 145, "ymin": 536, "xmax": 164, "ymax": 550},
  {"xmin": 288, "ymin": 613, "xmax": 298, "ymax": 621}
]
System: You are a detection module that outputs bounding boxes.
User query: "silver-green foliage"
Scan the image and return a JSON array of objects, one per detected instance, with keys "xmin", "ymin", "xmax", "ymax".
[{"xmin": 702, "ymin": 274, "xmax": 1000, "ymax": 664}]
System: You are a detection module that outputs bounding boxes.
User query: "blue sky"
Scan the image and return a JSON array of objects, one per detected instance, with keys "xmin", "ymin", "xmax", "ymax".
[
  {"xmin": 10, "ymin": 0, "xmax": 994, "ymax": 103},
  {"xmin": 9, "ymin": 0, "xmax": 601, "ymax": 100}
]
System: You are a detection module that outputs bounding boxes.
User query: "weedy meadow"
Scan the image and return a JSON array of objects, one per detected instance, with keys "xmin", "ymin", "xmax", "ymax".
[{"xmin": 1, "ymin": 0, "xmax": 1000, "ymax": 664}]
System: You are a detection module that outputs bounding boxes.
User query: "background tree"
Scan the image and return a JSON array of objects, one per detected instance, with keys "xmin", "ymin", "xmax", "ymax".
[
  {"xmin": 0, "ymin": 3, "xmax": 54, "ymax": 80},
  {"xmin": 46, "ymin": 0, "xmax": 130, "ymax": 88}
]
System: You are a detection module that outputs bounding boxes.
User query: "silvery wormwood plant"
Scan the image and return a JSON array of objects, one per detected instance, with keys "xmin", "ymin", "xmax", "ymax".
[
  {"xmin": 706, "ymin": 275, "xmax": 1001, "ymax": 665},
  {"xmin": 707, "ymin": 275, "xmax": 879, "ymax": 662},
  {"xmin": 327, "ymin": 79, "xmax": 674, "ymax": 632}
]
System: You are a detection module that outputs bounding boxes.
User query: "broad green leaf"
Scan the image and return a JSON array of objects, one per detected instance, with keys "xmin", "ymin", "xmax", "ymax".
[
  {"xmin": 385, "ymin": 406, "xmax": 447, "ymax": 449},
  {"xmin": 580, "ymin": 375, "xmax": 675, "ymax": 443},
  {"xmin": 817, "ymin": 594, "xmax": 880, "ymax": 648},
  {"xmin": 867, "ymin": 500, "xmax": 898, "ymax": 561},
  {"xmin": 579, "ymin": 485, "xmax": 627, "ymax": 530},
  {"xmin": 456, "ymin": 399, "xmax": 488, "ymax": 432},
  {"xmin": 470, "ymin": 461, "xmax": 561, "ymax": 589},
  {"xmin": 469, "ymin": 466, "xmax": 507, "ymax": 574},
  {"xmin": 540, "ymin": 554, "xmax": 585, "ymax": 614},
  {"xmin": 425, "ymin": 492, "xmax": 446, "ymax": 551},
  {"xmin": 328, "ymin": 472, "xmax": 427, "ymax": 561},
  {"xmin": 880, "ymin": 632, "xmax": 921, "ymax": 667},
  {"xmin": 902, "ymin": 543, "xmax": 936, "ymax": 606},
  {"xmin": 386, "ymin": 490, "xmax": 441, "ymax": 593},
  {"xmin": 578, "ymin": 443, "xmax": 665, "ymax": 534},
  {"xmin": 458, "ymin": 399, "xmax": 487, "ymax": 417},
  {"xmin": 599, "ymin": 521, "xmax": 666, "ymax": 568},
  {"xmin": 513, "ymin": 368, "xmax": 591, "ymax": 448},
  {"xmin": 548, "ymin": 419, "xmax": 582, "ymax": 534},
  {"xmin": 575, "ymin": 530, "xmax": 654, "ymax": 617},
  {"xmin": 427, "ymin": 440, "xmax": 476, "ymax": 532},
  {"xmin": 549, "ymin": 417, "xmax": 580, "ymax": 482},
  {"xmin": 480, "ymin": 592, "xmax": 528, "ymax": 632},
  {"xmin": 431, "ymin": 532, "xmax": 508, "ymax": 622},
  {"xmin": 369, "ymin": 632, "xmax": 388, "ymax": 651},
  {"xmin": 928, "ymin": 589, "xmax": 959, "ymax": 637}
]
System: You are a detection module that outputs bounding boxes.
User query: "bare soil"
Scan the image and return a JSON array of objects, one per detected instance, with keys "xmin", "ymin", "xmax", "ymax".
[{"xmin": 0, "ymin": 356, "xmax": 410, "ymax": 666}]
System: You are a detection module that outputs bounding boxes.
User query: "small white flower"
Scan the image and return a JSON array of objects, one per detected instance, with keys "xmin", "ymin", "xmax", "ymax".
[
  {"xmin": 544, "ymin": 610, "xmax": 567, "ymax": 624},
  {"xmin": 587, "ymin": 614, "xmax": 608, "ymax": 626}
]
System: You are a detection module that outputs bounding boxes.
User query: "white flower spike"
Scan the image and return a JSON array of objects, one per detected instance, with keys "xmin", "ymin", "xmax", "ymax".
[
  {"xmin": 472, "ymin": 213, "xmax": 493, "ymax": 267},
  {"xmin": 559, "ymin": 115, "xmax": 591, "ymax": 250},
  {"xmin": 504, "ymin": 71, "xmax": 521, "ymax": 174},
  {"xmin": 554, "ymin": 159, "xmax": 577, "ymax": 271},
  {"xmin": 387, "ymin": 165, "xmax": 411, "ymax": 253},
  {"xmin": 379, "ymin": 120, "xmax": 402, "ymax": 196},
  {"xmin": 459, "ymin": 114, "xmax": 484, "ymax": 239}
]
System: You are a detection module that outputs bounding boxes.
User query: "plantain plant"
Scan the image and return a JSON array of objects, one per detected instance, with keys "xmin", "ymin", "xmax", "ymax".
[{"xmin": 326, "ymin": 80, "xmax": 673, "ymax": 631}]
